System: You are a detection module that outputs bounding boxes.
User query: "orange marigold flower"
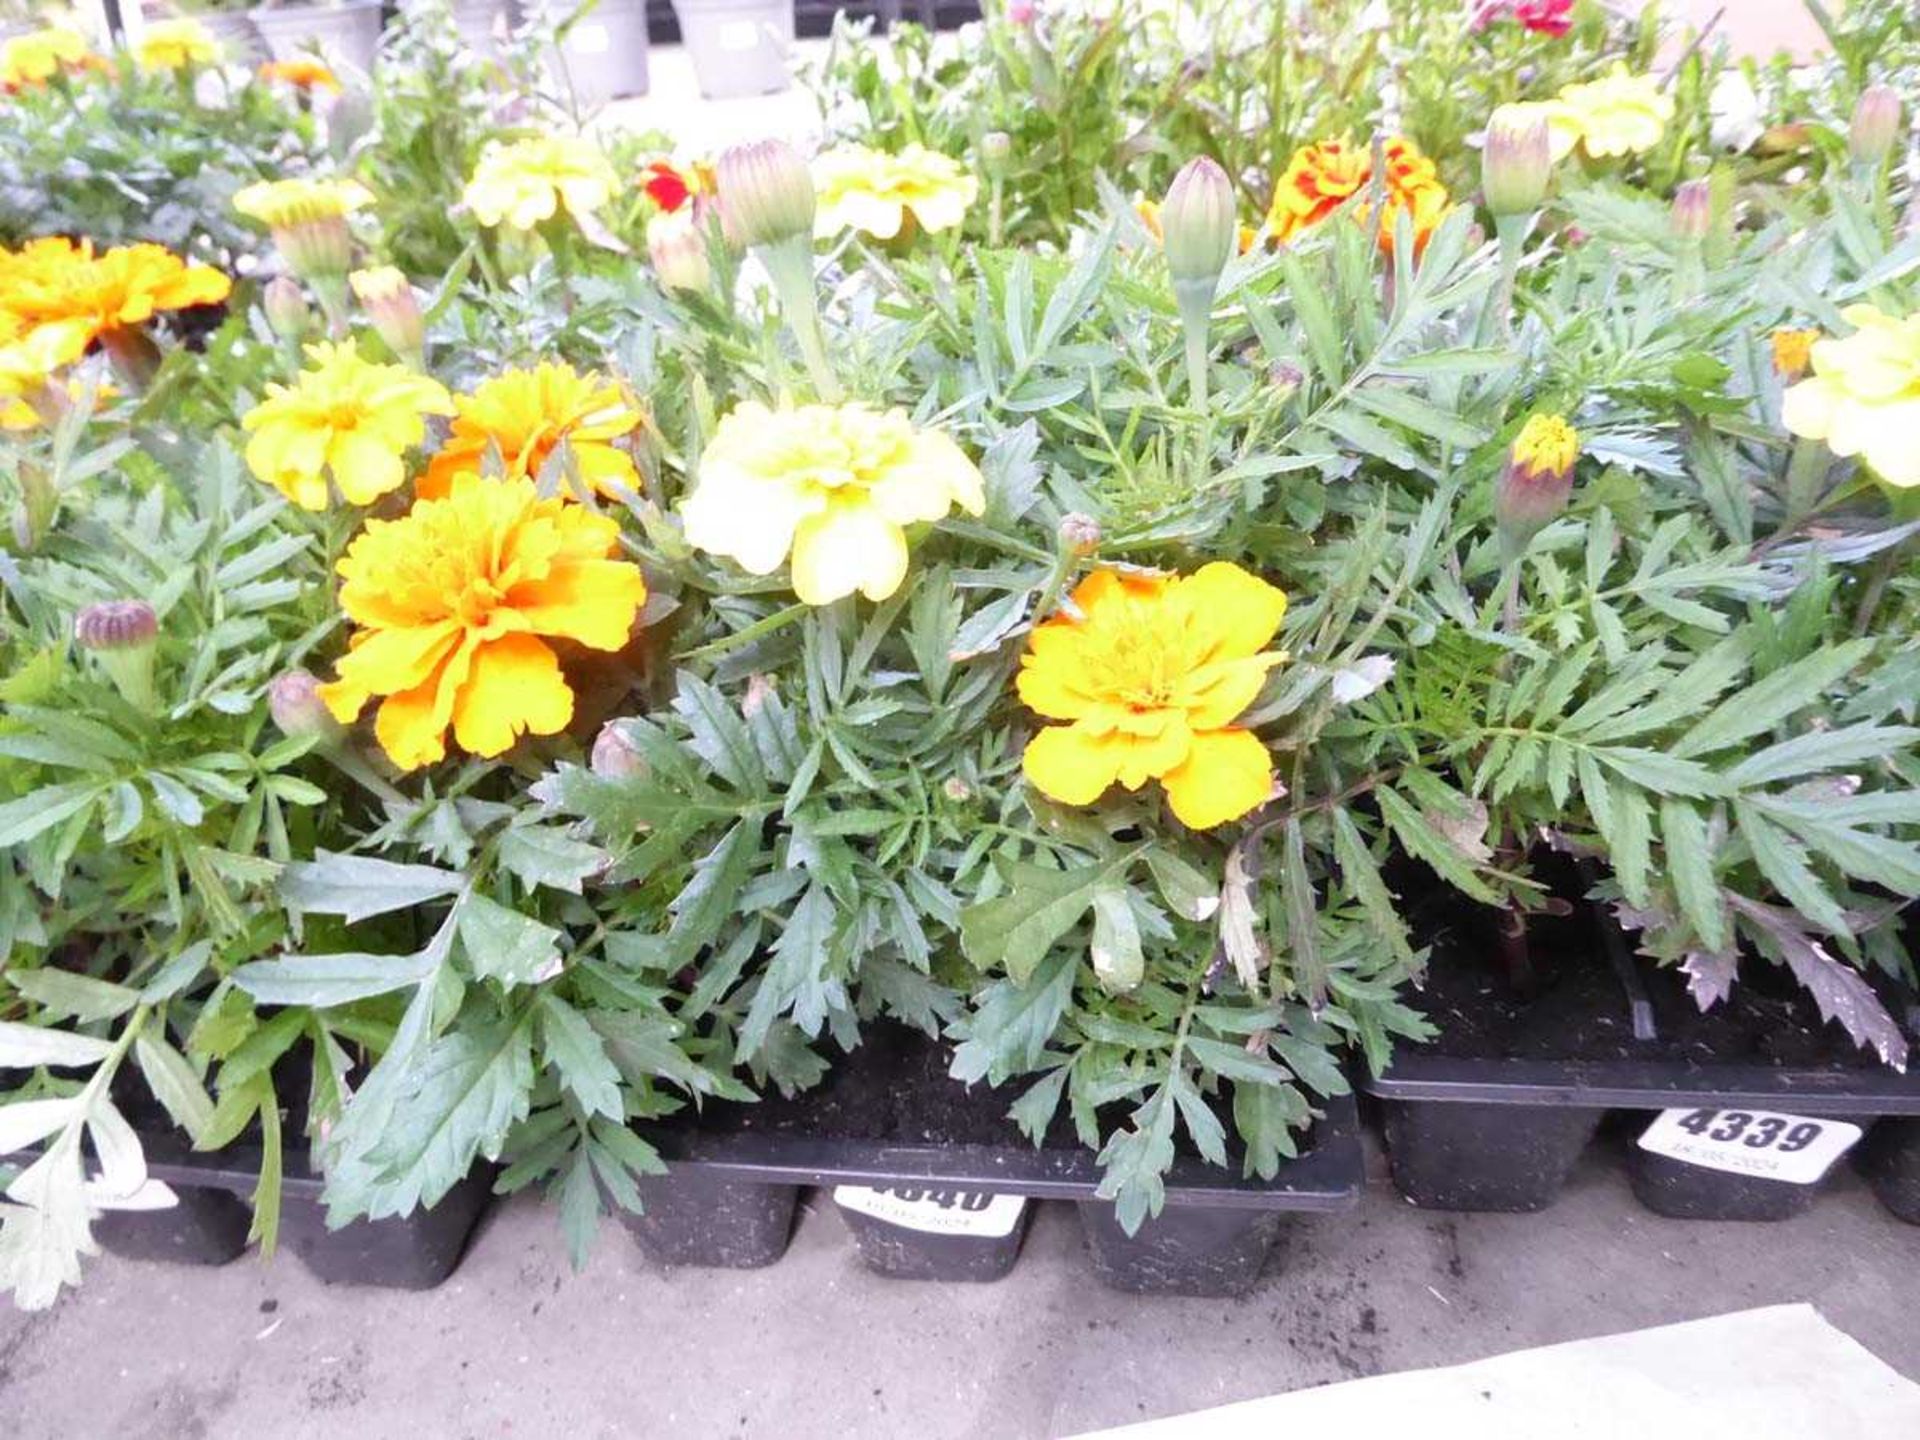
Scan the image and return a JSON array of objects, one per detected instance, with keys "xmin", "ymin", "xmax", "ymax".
[
  {"xmin": 421, "ymin": 362, "xmax": 644, "ymax": 501},
  {"xmin": 1265, "ymin": 136, "xmax": 1451, "ymax": 256},
  {"xmin": 1017, "ymin": 563, "xmax": 1289, "ymax": 830},
  {"xmin": 317, "ymin": 472, "xmax": 648, "ymax": 770},
  {"xmin": 0, "ymin": 237, "xmax": 231, "ymax": 342},
  {"xmin": 258, "ymin": 57, "xmax": 342, "ymax": 93}
]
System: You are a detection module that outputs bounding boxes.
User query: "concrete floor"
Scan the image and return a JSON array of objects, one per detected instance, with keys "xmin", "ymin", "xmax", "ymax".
[{"xmin": 2, "ymin": 1134, "xmax": 1914, "ymax": 1439}]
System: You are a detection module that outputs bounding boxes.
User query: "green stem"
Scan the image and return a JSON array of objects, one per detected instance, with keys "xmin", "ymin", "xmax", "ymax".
[
  {"xmin": 756, "ymin": 237, "xmax": 841, "ymax": 402},
  {"xmin": 1174, "ymin": 278, "xmax": 1216, "ymax": 411}
]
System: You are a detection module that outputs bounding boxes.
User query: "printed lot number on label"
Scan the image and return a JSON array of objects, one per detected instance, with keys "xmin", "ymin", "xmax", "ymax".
[
  {"xmin": 832, "ymin": 1184, "xmax": 1027, "ymax": 1238},
  {"xmin": 1637, "ymin": 1107, "xmax": 1863, "ymax": 1185}
]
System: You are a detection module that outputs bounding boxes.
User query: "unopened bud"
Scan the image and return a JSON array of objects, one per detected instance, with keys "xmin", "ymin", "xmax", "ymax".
[
  {"xmin": 1482, "ymin": 105, "xmax": 1553, "ymax": 220},
  {"xmin": 1058, "ymin": 512, "xmax": 1101, "ymax": 557},
  {"xmin": 1006, "ymin": 0, "xmax": 1036, "ymax": 24},
  {"xmin": 716, "ymin": 139, "xmax": 816, "ymax": 251},
  {"xmin": 269, "ymin": 668, "xmax": 343, "ymax": 741},
  {"xmin": 1849, "ymin": 84, "xmax": 1902, "ymax": 169},
  {"xmin": 591, "ymin": 720, "xmax": 648, "ymax": 780},
  {"xmin": 76, "ymin": 600, "xmax": 158, "ymax": 709},
  {"xmin": 75, "ymin": 599, "xmax": 156, "ymax": 652},
  {"xmin": 647, "ymin": 211, "xmax": 712, "ymax": 294},
  {"xmin": 1267, "ymin": 360, "xmax": 1303, "ymax": 401},
  {"xmin": 1671, "ymin": 179, "xmax": 1710, "ymax": 242},
  {"xmin": 1495, "ymin": 413, "xmax": 1580, "ymax": 562},
  {"xmin": 1160, "ymin": 157, "xmax": 1235, "ymax": 290},
  {"xmin": 981, "ymin": 131, "xmax": 1012, "ymax": 178},
  {"xmin": 349, "ymin": 266, "xmax": 424, "ymax": 364},
  {"xmin": 942, "ymin": 776, "xmax": 972, "ymax": 803},
  {"xmin": 263, "ymin": 276, "xmax": 313, "ymax": 341}
]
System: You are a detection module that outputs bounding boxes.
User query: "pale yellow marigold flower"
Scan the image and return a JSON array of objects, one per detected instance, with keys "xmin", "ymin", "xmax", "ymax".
[
  {"xmin": 1781, "ymin": 304, "xmax": 1920, "ymax": 489},
  {"xmin": 1, "ymin": 26, "xmax": 92, "ymax": 87},
  {"xmin": 812, "ymin": 144, "xmax": 979, "ymax": 240},
  {"xmin": 1018, "ymin": 564, "xmax": 1288, "ymax": 831},
  {"xmin": 422, "ymin": 362, "xmax": 643, "ymax": 500},
  {"xmin": 0, "ymin": 317, "xmax": 92, "ymax": 404},
  {"xmin": 241, "ymin": 340, "xmax": 454, "ymax": 509},
  {"xmin": 135, "ymin": 18, "xmax": 221, "ymax": 72},
  {"xmin": 681, "ymin": 401, "xmax": 985, "ymax": 606},
  {"xmin": 233, "ymin": 177, "xmax": 375, "ymax": 231},
  {"xmin": 463, "ymin": 136, "xmax": 618, "ymax": 231},
  {"xmin": 317, "ymin": 473, "xmax": 648, "ymax": 770},
  {"xmin": 1510, "ymin": 66, "xmax": 1675, "ymax": 162}
]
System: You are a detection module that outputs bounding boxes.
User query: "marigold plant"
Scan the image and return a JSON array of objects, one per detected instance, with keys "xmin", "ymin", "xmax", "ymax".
[
  {"xmin": 680, "ymin": 401, "xmax": 984, "ymax": 605},
  {"xmin": 1018, "ymin": 563, "xmax": 1288, "ymax": 830},
  {"xmin": 1265, "ymin": 137, "xmax": 1450, "ymax": 255},
  {"xmin": 241, "ymin": 340, "xmax": 455, "ymax": 509},
  {"xmin": 1781, "ymin": 304, "xmax": 1920, "ymax": 488},
  {"xmin": 0, "ymin": 236, "xmax": 231, "ymax": 344},
  {"xmin": 317, "ymin": 473, "xmax": 648, "ymax": 769}
]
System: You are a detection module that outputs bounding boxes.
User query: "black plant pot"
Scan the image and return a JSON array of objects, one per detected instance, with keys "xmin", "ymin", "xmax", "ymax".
[
  {"xmin": 1379, "ymin": 1098, "xmax": 1605, "ymax": 1213},
  {"xmin": 277, "ymin": 1174, "xmax": 493, "ymax": 1289},
  {"xmin": 1627, "ymin": 1146, "xmax": 1821, "ymax": 1222},
  {"xmin": 1856, "ymin": 1117, "xmax": 1920, "ymax": 1224},
  {"xmin": 626, "ymin": 1169, "xmax": 798, "ymax": 1269},
  {"xmin": 93, "ymin": 1186, "xmax": 253, "ymax": 1266},
  {"xmin": 1077, "ymin": 1202, "xmax": 1285, "ymax": 1297}
]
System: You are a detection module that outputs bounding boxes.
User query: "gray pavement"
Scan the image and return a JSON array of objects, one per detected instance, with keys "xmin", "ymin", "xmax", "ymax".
[{"xmin": 1, "ymin": 1134, "xmax": 1915, "ymax": 1439}]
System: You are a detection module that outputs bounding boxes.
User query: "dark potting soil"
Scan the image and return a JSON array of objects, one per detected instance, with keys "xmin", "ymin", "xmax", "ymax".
[
  {"xmin": 671, "ymin": 1021, "xmax": 1297, "ymax": 1162},
  {"xmin": 1402, "ymin": 864, "xmax": 1911, "ymax": 1071}
]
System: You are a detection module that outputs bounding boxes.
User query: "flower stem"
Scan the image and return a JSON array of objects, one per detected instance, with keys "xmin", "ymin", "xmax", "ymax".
[
  {"xmin": 1173, "ymin": 279, "xmax": 1215, "ymax": 410},
  {"xmin": 1492, "ymin": 214, "xmax": 1529, "ymax": 341},
  {"xmin": 757, "ymin": 236, "xmax": 841, "ymax": 402}
]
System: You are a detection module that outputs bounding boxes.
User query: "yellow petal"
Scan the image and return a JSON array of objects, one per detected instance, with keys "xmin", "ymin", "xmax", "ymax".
[
  {"xmin": 1159, "ymin": 728, "xmax": 1274, "ymax": 829},
  {"xmin": 1177, "ymin": 653, "xmax": 1283, "ymax": 730},
  {"xmin": 1170, "ymin": 562, "xmax": 1288, "ymax": 663},
  {"xmin": 789, "ymin": 500, "xmax": 909, "ymax": 605},
  {"xmin": 451, "ymin": 634, "xmax": 574, "ymax": 757},
  {"xmin": 507, "ymin": 558, "xmax": 647, "ymax": 651},
  {"xmin": 1023, "ymin": 724, "xmax": 1125, "ymax": 806}
]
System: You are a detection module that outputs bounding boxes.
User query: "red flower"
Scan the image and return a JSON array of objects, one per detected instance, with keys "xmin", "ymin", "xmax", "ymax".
[
  {"xmin": 1515, "ymin": 0, "xmax": 1573, "ymax": 36},
  {"xmin": 640, "ymin": 158, "xmax": 713, "ymax": 214}
]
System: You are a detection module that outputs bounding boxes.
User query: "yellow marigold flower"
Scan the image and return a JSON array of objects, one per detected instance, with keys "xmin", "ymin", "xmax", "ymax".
[
  {"xmin": 135, "ymin": 18, "xmax": 221, "ymax": 72},
  {"xmin": 1781, "ymin": 304, "xmax": 1920, "ymax": 489},
  {"xmin": 1511, "ymin": 66, "xmax": 1674, "ymax": 162},
  {"xmin": 681, "ymin": 401, "xmax": 985, "ymax": 606},
  {"xmin": 233, "ymin": 176, "xmax": 375, "ymax": 231},
  {"xmin": 0, "ymin": 237, "xmax": 230, "ymax": 341},
  {"xmin": 317, "ymin": 473, "xmax": 646, "ymax": 770},
  {"xmin": 1, "ymin": 26, "xmax": 93, "ymax": 88},
  {"xmin": 463, "ymin": 136, "xmax": 617, "ymax": 231},
  {"xmin": 812, "ymin": 144, "xmax": 979, "ymax": 240},
  {"xmin": 1265, "ymin": 137, "xmax": 1451, "ymax": 256},
  {"xmin": 421, "ymin": 362, "xmax": 643, "ymax": 501},
  {"xmin": 1771, "ymin": 326, "xmax": 1819, "ymax": 381},
  {"xmin": 258, "ymin": 57, "xmax": 342, "ymax": 93},
  {"xmin": 241, "ymin": 340, "xmax": 455, "ymax": 509},
  {"xmin": 0, "ymin": 317, "xmax": 92, "ymax": 403},
  {"xmin": 1018, "ymin": 564, "xmax": 1288, "ymax": 830}
]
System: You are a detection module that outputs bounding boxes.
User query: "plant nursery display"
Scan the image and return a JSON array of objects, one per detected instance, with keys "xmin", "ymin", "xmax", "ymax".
[{"xmin": 3, "ymin": 0, "xmax": 1920, "ymax": 1311}]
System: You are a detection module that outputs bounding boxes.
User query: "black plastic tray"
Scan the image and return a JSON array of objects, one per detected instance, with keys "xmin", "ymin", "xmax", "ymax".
[
  {"xmin": 94, "ymin": 1131, "xmax": 493, "ymax": 1289},
  {"xmin": 1362, "ymin": 915, "xmax": 1920, "ymax": 1220},
  {"xmin": 626, "ymin": 1093, "xmax": 1362, "ymax": 1296}
]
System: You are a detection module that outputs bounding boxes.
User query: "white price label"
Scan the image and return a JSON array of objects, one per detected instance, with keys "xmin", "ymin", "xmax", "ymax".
[
  {"xmin": 832, "ymin": 1184, "xmax": 1026, "ymax": 1238},
  {"xmin": 1637, "ymin": 1107, "xmax": 1862, "ymax": 1185}
]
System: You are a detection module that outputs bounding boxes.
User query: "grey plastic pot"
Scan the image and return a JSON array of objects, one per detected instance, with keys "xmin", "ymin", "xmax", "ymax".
[
  {"xmin": 550, "ymin": 0, "xmax": 650, "ymax": 106},
  {"xmin": 452, "ymin": 0, "xmax": 513, "ymax": 57},
  {"xmin": 249, "ymin": 1, "xmax": 384, "ymax": 73},
  {"xmin": 670, "ymin": 0, "xmax": 792, "ymax": 99},
  {"xmin": 197, "ymin": 12, "xmax": 274, "ymax": 65}
]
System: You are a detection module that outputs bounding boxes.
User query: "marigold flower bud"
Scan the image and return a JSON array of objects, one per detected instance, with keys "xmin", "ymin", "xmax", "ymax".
[
  {"xmin": 1160, "ymin": 157, "xmax": 1236, "ymax": 289},
  {"xmin": 1849, "ymin": 84, "xmax": 1902, "ymax": 169},
  {"xmin": 942, "ymin": 776, "xmax": 973, "ymax": 802},
  {"xmin": 1670, "ymin": 179, "xmax": 1711, "ymax": 242},
  {"xmin": 1770, "ymin": 326, "xmax": 1819, "ymax": 381},
  {"xmin": 269, "ymin": 669, "xmax": 344, "ymax": 741},
  {"xmin": 717, "ymin": 139, "xmax": 816, "ymax": 251},
  {"xmin": 1006, "ymin": 0, "xmax": 1036, "ymax": 24},
  {"xmin": 1482, "ymin": 105, "xmax": 1553, "ymax": 220},
  {"xmin": 647, "ymin": 211, "xmax": 712, "ymax": 294},
  {"xmin": 75, "ymin": 599, "xmax": 157, "ymax": 652},
  {"xmin": 1058, "ymin": 512, "xmax": 1102, "ymax": 557},
  {"xmin": 263, "ymin": 276, "xmax": 313, "ymax": 341},
  {"xmin": 1268, "ymin": 360, "xmax": 1303, "ymax": 401},
  {"xmin": 1495, "ymin": 413, "xmax": 1580, "ymax": 561},
  {"xmin": 591, "ymin": 720, "xmax": 648, "ymax": 780},
  {"xmin": 349, "ymin": 266, "xmax": 425, "ymax": 364},
  {"xmin": 980, "ymin": 131, "xmax": 1013, "ymax": 178}
]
